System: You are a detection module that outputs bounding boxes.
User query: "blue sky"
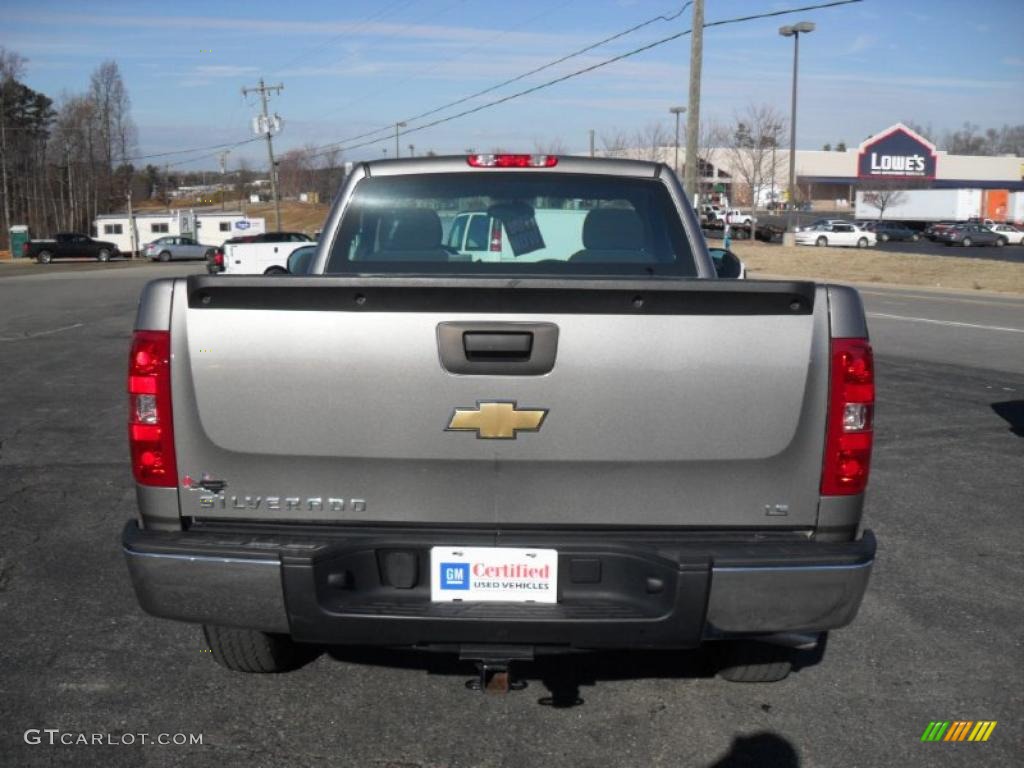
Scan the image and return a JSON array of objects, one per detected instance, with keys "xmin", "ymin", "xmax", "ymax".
[{"xmin": 3, "ymin": 0, "xmax": 1023, "ymax": 170}]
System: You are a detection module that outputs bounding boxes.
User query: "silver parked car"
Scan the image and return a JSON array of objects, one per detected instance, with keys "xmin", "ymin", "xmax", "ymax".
[{"xmin": 145, "ymin": 236, "xmax": 214, "ymax": 262}]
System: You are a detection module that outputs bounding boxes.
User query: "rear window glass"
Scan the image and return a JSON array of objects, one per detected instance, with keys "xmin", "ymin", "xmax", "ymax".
[{"xmin": 325, "ymin": 173, "xmax": 696, "ymax": 276}]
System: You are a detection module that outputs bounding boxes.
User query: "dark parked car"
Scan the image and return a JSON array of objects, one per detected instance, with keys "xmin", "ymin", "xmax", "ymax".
[
  {"xmin": 22, "ymin": 232, "xmax": 119, "ymax": 263},
  {"xmin": 868, "ymin": 222, "xmax": 920, "ymax": 242},
  {"xmin": 934, "ymin": 223, "xmax": 1008, "ymax": 247},
  {"xmin": 924, "ymin": 221, "xmax": 957, "ymax": 241}
]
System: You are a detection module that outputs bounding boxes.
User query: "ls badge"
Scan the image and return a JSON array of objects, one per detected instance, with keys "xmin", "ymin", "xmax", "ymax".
[{"xmin": 446, "ymin": 401, "xmax": 547, "ymax": 439}]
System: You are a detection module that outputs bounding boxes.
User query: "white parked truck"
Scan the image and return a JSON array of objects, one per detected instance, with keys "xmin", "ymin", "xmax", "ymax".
[{"xmin": 218, "ymin": 232, "xmax": 315, "ymax": 275}]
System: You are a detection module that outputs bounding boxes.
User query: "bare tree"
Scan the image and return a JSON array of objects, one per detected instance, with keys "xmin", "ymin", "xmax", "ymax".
[
  {"xmin": 696, "ymin": 119, "xmax": 730, "ymax": 199},
  {"xmin": 532, "ymin": 137, "xmax": 568, "ymax": 155},
  {"xmin": 723, "ymin": 104, "xmax": 787, "ymax": 217},
  {"xmin": 599, "ymin": 128, "xmax": 629, "ymax": 158},
  {"xmin": 861, "ymin": 184, "xmax": 908, "ymax": 220},
  {"xmin": 633, "ymin": 121, "xmax": 671, "ymax": 162},
  {"xmin": 89, "ymin": 60, "xmax": 136, "ymax": 209}
]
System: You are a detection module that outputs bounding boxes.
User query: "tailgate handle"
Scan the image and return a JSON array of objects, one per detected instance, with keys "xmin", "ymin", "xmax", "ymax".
[
  {"xmin": 463, "ymin": 332, "xmax": 533, "ymax": 360},
  {"xmin": 437, "ymin": 322, "xmax": 559, "ymax": 376}
]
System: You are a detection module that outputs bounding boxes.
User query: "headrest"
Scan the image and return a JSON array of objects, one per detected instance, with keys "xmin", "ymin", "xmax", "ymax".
[
  {"xmin": 382, "ymin": 208, "xmax": 443, "ymax": 251},
  {"xmin": 582, "ymin": 208, "xmax": 644, "ymax": 250}
]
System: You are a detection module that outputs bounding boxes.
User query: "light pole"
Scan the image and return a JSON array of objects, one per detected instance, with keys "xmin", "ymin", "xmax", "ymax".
[
  {"xmin": 395, "ymin": 121, "xmax": 407, "ymax": 158},
  {"xmin": 669, "ymin": 105, "xmax": 687, "ymax": 180},
  {"xmin": 779, "ymin": 21, "xmax": 814, "ymax": 242},
  {"xmin": 767, "ymin": 121, "xmax": 781, "ymax": 208}
]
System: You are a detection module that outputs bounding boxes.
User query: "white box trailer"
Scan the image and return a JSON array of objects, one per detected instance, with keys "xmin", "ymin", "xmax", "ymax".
[
  {"xmin": 1008, "ymin": 192, "xmax": 1024, "ymax": 225},
  {"xmin": 854, "ymin": 188, "xmax": 982, "ymax": 222},
  {"xmin": 94, "ymin": 212, "xmax": 266, "ymax": 254}
]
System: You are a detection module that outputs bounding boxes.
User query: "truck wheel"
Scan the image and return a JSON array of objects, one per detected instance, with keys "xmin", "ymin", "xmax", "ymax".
[
  {"xmin": 97, "ymin": 249, "xmax": 111, "ymax": 262},
  {"xmin": 37, "ymin": 250, "xmax": 53, "ymax": 264},
  {"xmin": 158, "ymin": 251, "xmax": 172, "ymax": 262},
  {"xmin": 202, "ymin": 625, "xmax": 318, "ymax": 673},
  {"xmin": 815, "ymin": 236, "xmax": 828, "ymax": 247},
  {"xmin": 716, "ymin": 641, "xmax": 793, "ymax": 683},
  {"xmin": 962, "ymin": 237, "xmax": 972, "ymax": 247},
  {"xmin": 264, "ymin": 266, "xmax": 287, "ymax": 275},
  {"xmin": 857, "ymin": 237, "xmax": 869, "ymax": 248}
]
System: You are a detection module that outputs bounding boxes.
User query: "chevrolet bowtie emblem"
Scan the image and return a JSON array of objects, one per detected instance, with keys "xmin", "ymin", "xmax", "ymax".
[{"xmin": 446, "ymin": 401, "xmax": 548, "ymax": 440}]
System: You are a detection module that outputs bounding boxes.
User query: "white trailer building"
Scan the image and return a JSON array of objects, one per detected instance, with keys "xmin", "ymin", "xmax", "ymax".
[{"xmin": 94, "ymin": 211, "xmax": 265, "ymax": 255}]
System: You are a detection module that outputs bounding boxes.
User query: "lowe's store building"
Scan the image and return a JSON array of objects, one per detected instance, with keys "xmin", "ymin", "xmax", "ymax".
[{"xmin": 781, "ymin": 123, "xmax": 1024, "ymax": 219}]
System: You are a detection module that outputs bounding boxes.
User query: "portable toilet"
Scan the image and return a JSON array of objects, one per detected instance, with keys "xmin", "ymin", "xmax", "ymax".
[{"xmin": 9, "ymin": 225, "xmax": 30, "ymax": 259}]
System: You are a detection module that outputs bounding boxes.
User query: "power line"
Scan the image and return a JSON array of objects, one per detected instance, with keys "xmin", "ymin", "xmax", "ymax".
[
  {"xmin": 310, "ymin": 0, "xmax": 696, "ymax": 154},
  {"xmin": 313, "ymin": 0, "xmax": 560, "ymax": 123},
  {"xmin": 308, "ymin": 0, "xmax": 863, "ymax": 160},
  {"xmin": 124, "ymin": 136, "xmax": 262, "ymax": 164},
  {"xmin": 267, "ymin": 0, "xmax": 419, "ymax": 77}
]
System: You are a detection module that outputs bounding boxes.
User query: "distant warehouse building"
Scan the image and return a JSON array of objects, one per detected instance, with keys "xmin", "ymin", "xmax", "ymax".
[
  {"xmin": 604, "ymin": 123, "xmax": 1024, "ymax": 221},
  {"xmin": 93, "ymin": 211, "xmax": 265, "ymax": 255}
]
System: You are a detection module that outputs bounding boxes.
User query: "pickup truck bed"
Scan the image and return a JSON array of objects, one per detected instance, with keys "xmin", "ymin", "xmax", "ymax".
[{"xmin": 123, "ymin": 155, "xmax": 876, "ymax": 683}]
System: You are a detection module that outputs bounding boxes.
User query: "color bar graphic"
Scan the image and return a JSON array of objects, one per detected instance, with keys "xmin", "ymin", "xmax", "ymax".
[{"xmin": 921, "ymin": 721, "xmax": 996, "ymax": 742}]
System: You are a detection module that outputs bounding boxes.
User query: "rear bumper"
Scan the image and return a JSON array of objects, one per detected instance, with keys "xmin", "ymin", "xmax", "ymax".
[{"xmin": 122, "ymin": 521, "xmax": 875, "ymax": 650}]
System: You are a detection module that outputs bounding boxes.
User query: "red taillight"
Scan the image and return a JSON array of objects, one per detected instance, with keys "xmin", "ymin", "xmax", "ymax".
[
  {"xmin": 489, "ymin": 219, "xmax": 503, "ymax": 252},
  {"xmin": 821, "ymin": 338, "xmax": 875, "ymax": 496},
  {"xmin": 214, "ymin": 251, "xmax": 224, "ymax": 266},
  {"xmin": 466, "ymin": 154, "xmax": 558, "ymax": 168},
  {"xmin": 128, "ymin": 330, "xmax": 177, "ymax": 487}
]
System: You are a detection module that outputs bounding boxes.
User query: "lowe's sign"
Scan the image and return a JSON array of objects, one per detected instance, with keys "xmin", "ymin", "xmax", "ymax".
[{"xmin": 857, "ymin": 124, "xmax": 937, "ymax": 179}]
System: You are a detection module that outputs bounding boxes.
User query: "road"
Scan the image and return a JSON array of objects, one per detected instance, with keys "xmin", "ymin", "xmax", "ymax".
[{"xmin": 1, "ymin": 264, "xmax": 1021, "ymax": 767}]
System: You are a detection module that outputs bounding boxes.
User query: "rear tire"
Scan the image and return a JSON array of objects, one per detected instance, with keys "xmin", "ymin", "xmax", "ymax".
[
  {"xmin": 158, "ymin": 251, "xmax": 171, "ymax": 262},
  {"xmin": 995, "ymin": 238, "xmax": 1006, "ymax": 247},
  {"xmin": 202, "ymin": 625, "xmax": 318, "ymax": 673},
  {"xmin": 264, "ymin": 266, "xmax": 287, "ymax": 275},
  {"xmin": 717, "ymin": 641, "xmax": 794, "ymax": 683},
  {"xmin": 37, "ymin": 250, "xmax": 53, "ymax": 264},
  {"xmin": 962, "ymin": 237, "xmax": 972, "ymax": 247},
  {"xmin": 97, "ymin": 249, "xmax": 111, "ymax": 262},
  {"xmin": 878, "ymin": 233, "xmax": 889, "ymax": 242},
  {"xmin": 815, "ymin": 236, "xmax": 828, "ymax": 247},
  {"xmin": 857, "ymin": 237, "xmax": 869, "ymax": 248}
]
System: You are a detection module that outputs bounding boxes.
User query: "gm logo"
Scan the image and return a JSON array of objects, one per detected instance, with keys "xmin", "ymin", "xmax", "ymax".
[{"xmin": 440, "ymin": 562, "xmax": 469, "ymax": 590}]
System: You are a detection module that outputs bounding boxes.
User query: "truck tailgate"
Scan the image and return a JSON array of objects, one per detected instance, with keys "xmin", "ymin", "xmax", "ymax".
[{"xmin": 171, "ymin": 276, "xmax": 828, "ymax": 529}]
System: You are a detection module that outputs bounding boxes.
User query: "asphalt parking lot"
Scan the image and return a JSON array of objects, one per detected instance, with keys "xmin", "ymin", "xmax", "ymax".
[{"xmin": 0, "ymin": 263, "xmax": 1021, "ymax": 767}]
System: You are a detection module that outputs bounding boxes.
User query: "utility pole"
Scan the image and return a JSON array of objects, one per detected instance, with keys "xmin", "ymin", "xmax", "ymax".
[
  {"xmin": 683, "ymin": 0, "xmax": 704, "ymax": 205},
  {"xmin": 126, "ymin": 189, "xmax": 137, "ymax": 258},
  {"xmin": 242, "ymin": 78, "xmax": 284, "ymax": 231},
  {"xmin": 218, "ymin": 150, "xmax": 230, "ymax": 211},
  {"xmin": 394, "ymin": 122, "xmax": 407, "ymax": 158},
  {"xmin": 589, "ymin": 129, "xmax": 595, "ymax": 158}
]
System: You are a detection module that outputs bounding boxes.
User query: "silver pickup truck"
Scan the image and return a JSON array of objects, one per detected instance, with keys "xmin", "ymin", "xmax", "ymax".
[{"xmin": 123, "ymin": 154, "xmax": 876, "ymax": 686}]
